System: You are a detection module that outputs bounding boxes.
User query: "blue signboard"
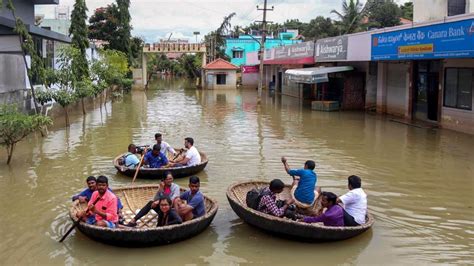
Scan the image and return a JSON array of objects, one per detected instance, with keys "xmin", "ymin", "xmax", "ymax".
[{"xmin": 372, "ymin": 19, "xmax": 474, "ymax": 60}]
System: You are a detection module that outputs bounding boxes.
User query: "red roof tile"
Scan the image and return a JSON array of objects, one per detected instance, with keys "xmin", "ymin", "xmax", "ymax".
[{"xmin": 204, "ymin": 58, "xmax": 239, "ymax": 70}]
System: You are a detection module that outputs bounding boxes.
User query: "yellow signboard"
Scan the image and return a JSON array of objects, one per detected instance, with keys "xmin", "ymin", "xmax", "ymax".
[{"xmin": 398, "ymin": 44, "xmax": 434, "ymax": 54}]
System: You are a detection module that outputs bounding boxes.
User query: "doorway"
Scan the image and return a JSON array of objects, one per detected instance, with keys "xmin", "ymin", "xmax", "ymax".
[{"xmin": 413, "ymin": 61, "xmax": 440, "ymax": 121}]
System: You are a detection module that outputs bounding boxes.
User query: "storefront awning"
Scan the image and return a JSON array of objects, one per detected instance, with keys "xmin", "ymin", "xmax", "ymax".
[{"xmin": 285, "ymin": 66, "xmax": 353, "ymax": 84}]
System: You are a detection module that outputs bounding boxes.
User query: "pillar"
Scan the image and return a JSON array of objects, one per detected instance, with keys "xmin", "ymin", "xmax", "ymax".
[
  {"xmin": 142, "ymin": 53, "xmax": 147, "ymax": 87},
  {"xmin": 201, "ymin": 52, "xmax": 206, "ymax": 88},
  {"xmin": 376, "ymin": 62, "xmax": 387, "ymax": 113}
]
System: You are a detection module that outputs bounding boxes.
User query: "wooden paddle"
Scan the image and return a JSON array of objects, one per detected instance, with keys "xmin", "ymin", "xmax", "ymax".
[
  {"xmin": 132, "ymin": 148, "xmax": 147, "ymax": 184},
  {"xmin": 59, "ymin": 196, "xmax": 101, "ymax": 242}
]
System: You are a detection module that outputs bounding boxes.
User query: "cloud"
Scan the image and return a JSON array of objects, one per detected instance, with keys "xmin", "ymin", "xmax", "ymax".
[{"xmin": 36, "ymin": 0, "xmax": 412, "ymax": 42}]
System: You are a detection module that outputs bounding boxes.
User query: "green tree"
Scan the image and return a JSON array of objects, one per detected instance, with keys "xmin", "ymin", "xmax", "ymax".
[
  {"xmin": 69, "ymin": 0, "xmax": 90, "ymax": 80},
  {"xmin": 331, "ymin": 0, "xmax": 368, "ymax": 34},
  {"xmin": 205, "ymin": 12, "xmax": 236, "ymax": 61},
  {"xmin": 116, "ymin": 0, "xmax": 132, "ymax": 63},
  {"xmin": 368, "ymin": 0, "xmax": 402, "ymax": 28},
  {"xmin": 302, "ymin": 16, "xmax": 339, "ymax": 40},
  {"xmin": 400, "ymin": 2, "xmax": 413, "ymax": 20},
  {"xmin": 0, "ymin": 104, "xmax": 52, "ymax": 164},
  {"xmin": 49, "ymin": 46, "xmax": 81, "ymax": 126}
]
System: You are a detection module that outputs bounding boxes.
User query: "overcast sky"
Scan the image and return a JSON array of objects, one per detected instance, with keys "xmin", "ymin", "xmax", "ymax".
[{"xmin": 36, "ymin": 0, "xmax": 410, "ymax": 43}]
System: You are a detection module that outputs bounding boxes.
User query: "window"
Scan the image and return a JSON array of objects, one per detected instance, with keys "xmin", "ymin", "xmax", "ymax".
[
  {"xmin": 448, "ymin": 0, "xmax": 466, "ymax": 16},
  {"xmin": 216, "ymin": 74, "xmax": 227, "ymax": 85},
  {"xmin": 444, "ymin": 68, "xmax": 473, "ymax": 110},
  {"xmin": 232, "ymin": 50, "xmax": 243, "ymax": 58}
]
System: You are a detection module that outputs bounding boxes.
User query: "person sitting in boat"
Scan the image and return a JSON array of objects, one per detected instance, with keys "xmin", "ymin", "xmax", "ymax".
[
  {"xmin": 144, "ymin": 144, "xmax": 169, "ymax": 168},
  {"xmin": 125, "ymin": 172, "xmax": 181, "ymax": 227},
  {"xmin": 72, "ymin": 176, "xmax": 124, "ymax": 211},
  {"xmin": 281, "ymin": 157, "xmax": 318, "ymax": 210},
  {"xmin": 156, "ymin": 197, "xmax": 182, "ymax": 226},
  {"xmin": 77, "ymin": 176, "xmax": 118, "ymax": 228},
  {"xmin": 258, "ymin": 179, "xmax": 295, "ymax": 217},
  {"xmin": 126, "ymin": 195, "xmax": 182, "ymax": 227},
  {"xmin": 120, "ymin": 144, "xmax": 140, "ymax": 168},
  {"xmin": 169, "ymin": 137, "xmax": 201, "ymax": 167},
  {"xmin": 157, "ymin": 172, "xmax": 181, "ymax": 203},
  {"xmin": 300, "ymin": 191, "xmax": 344, "ymax": 226},
  {"xmin": 175, "ymin": 176, "xmax": 205, "ymax": 221},
  {"xmin": 152, "ymin": 133, "xmax": 176, "ymax": 156},
  {"xmin": 337, "ymin": 175, "xmax": 367, "ymax": 226}
]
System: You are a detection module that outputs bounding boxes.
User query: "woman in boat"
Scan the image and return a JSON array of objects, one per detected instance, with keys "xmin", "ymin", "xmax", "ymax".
[{"xmin": 156, "ymin": 197, "xmax": 182, "ymax": 226}]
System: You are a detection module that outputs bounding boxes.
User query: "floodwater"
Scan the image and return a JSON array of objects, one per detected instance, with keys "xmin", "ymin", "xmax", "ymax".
[{"xmin": 0, "ymin": 78, "xmax": 473, "ymax": 265}]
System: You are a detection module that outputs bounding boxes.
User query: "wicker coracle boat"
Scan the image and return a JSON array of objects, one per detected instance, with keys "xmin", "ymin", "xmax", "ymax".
[
  {"xmin": 69, "ymin": 185, "xmax": 218, "ymax": 247},
  {"xmin": 226, "ymin": 181, "xmax": 374, "ymax": 242},
  {"xmin": 113, "ymin": 150, "xmax": 208, "ymax": 179}
]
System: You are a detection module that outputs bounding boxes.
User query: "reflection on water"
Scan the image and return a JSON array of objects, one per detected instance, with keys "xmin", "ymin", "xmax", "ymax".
[{"xmin": 0, "ymin": 77, "xmax": 473, "ymax": 265}]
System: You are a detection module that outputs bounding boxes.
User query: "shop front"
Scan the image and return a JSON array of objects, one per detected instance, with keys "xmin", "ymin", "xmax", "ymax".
[{"xmin": 372, "ymin": 16, "xmax": 474, "ymax": 133}]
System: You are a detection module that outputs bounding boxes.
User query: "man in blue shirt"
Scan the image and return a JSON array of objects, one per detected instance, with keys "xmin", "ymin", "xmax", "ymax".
[
  {"xmin": 144, "ymin": 144, "xmax": 169, "ymax": 168},
  {"xmin": 281, "ymin": 157, "xmax": 318, "ymax": 208},
  {"xmin": 176, "ymin": 176, "xmax": 205, "ymax": 221},
  {"xmin": 123, "ymin": 144, "xmax": 140, "ymax": 168}
]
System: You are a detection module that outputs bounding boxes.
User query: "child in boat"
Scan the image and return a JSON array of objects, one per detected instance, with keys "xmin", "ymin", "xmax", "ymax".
[
  {"xmin": 300, "ymin": 191, "xmax": 344, "ymax": 226},
  {"xmin": 77, "ymin": 176, "xmax": 119, "ymax": 228},
  {"xmin": 175, "ymin": 176, "xmax": 205, "ymax": 221},
  {"xmin": 281, "ymin": 157, "xmax": 318, "ymax": 210},
  {"xmin": 337, "ymin": 175, "xmax": 367, "ymax": 226}
]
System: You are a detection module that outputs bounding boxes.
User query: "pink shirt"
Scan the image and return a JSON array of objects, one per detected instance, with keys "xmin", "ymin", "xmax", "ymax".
[{"xmin": 88, "ymin": 190, "xmax": 118, "ymax": 223}]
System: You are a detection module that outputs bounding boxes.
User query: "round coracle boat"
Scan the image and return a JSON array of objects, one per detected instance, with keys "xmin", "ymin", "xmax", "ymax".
[
  {"xmin": 226, "ymin": 181, "xmax": 374, "ymax": 242},
  {"xmin": 113, "ymin": 149, "xmax": 208, "ymax": 179},
  {"xmin": 69, "ymin": 185, "xmax": 218, "ymax": 247}
]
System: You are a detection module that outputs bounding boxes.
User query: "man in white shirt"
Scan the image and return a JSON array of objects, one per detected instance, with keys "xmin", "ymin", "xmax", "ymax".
[
  {"xmin": 152, "ymin": 133, "xmax": 176, "ymax": 156},
  {"xmin": 337, "ymin": 175, "xmax": 367, "ymax": 226},
  {"xmin": 170, "ymin": 137, "xmax": 201, "ymax": 167}
]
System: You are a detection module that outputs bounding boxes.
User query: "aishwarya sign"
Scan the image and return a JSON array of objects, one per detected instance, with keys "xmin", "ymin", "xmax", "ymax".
[
  {"xmin": 273, "ymin": 41, "xmax": 314, "ymax": 60},
  {"xmin": 315, "ymin": 36, "xmax": 348, "ymax": 61},
  {"xmin": 372, "ymin": 19, "xmax": 474, "ymax": 60}
]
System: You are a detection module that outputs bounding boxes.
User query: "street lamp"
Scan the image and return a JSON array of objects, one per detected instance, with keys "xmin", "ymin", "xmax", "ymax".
[{"xmin": 238, "ymin": 28, "xmax": 264, "ymax": 103}]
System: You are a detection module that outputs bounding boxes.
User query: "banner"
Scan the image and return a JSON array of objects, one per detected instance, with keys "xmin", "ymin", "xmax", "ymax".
[
  {"xmin": 242, "ymin": 65, "xmax": 259, "ymax": 73},
  {"xmin": 372, "ymin": 19, "xmax": 474, "ymax": 60},
  {"xmin": 315, "ymin": 36, "xmax": 348, "ymax": 61}
]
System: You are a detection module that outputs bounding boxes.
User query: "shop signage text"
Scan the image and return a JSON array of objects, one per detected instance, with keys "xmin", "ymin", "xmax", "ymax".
[
  {"xmin": 315, "ymin": 36, "xmax": 348, "ymax": 61},
  {"xmin": 372, "ymin": 19, "xmax": 474, "ymax": 60}
]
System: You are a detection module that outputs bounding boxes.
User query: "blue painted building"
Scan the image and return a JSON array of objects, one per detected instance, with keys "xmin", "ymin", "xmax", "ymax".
[{"xmin": 225, "ymin": 32, "xmax": 301, "ymax": 66}]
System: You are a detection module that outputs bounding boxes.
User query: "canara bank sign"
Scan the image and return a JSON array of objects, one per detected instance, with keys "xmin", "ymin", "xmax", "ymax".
[
  {"xmin": 315, "ymin": 36, "xmax": 348, "ymax": 61},
  {"xmin": 372, "ymin": 19, "xmax": 474, "ymax": 60}
]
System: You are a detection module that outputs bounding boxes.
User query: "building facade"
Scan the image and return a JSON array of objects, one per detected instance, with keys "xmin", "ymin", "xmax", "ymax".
[
  {"xmin": 203, "ymin": 58, "xmax": 239, "ymax": 90},
  {"xmin": 414, "ymin": 0, "xmax": 474, "ymax": 22},
  {"xmin": 224, "ymin": 31, "xmax": 300, "ymax": 67},
  {"xmin": 0, "ymin": 0, "xmax": 70, "ymax": 110},
  {"xmin": 259, "ymin": 5, "xmax": 474, "ymax": 134}
]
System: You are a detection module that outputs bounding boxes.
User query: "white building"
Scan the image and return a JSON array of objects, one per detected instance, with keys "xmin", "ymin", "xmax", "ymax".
[{"xmin": 414, "ymin": 0, "xmax": 474, "ymax": 22}]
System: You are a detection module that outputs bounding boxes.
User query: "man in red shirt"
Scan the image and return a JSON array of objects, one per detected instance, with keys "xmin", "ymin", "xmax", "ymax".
[{"xmin": 77, "ymin": 176, "xmax": 118, "ymax": 228}]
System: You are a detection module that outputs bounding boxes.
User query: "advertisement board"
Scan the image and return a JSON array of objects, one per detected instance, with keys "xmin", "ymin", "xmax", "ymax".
[
  {"xmin": 315, "ymin": 36, "xmax": 348, "ymax": 61},
  {"xmin": 372, "ymin": 19, "xmax": 474, "ymax": 60}
]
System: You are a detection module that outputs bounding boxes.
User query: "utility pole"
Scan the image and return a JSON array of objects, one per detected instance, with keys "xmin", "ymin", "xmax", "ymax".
[{"xmin": 256, "ymin": 0, "xmax": 273, "ymax": 104}]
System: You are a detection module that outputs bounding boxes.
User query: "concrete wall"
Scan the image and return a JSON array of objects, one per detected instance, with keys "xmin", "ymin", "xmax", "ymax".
[
  {"xmin": 0, "ymin": 0, "xmax": 35, "ymax": 25},
  {"xmin": 242, "ymin": 73, "xmax": 258, "ymax": 87},
  {"xmin": 386, "ymin": 63, "xmax": 409, "ymax": 117},
  {"xmin": 440, "ymin": 59, "xmax": 474, "ymax": 134},
  {"xmin": 414, "ymin": 0, "xmax": 474, "ymax": 22},
  {"xmin": 205, "ymin": 70, "xmax": 237, "ymax": 89}
]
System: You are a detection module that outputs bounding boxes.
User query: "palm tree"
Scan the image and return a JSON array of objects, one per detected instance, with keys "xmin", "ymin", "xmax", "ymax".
[{"xmin": 331, "ymin": 0, "xmax": 368, "ymax": 34}]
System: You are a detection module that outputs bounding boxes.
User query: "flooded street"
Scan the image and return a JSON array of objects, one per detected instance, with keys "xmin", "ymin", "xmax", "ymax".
[{"xmin": 0, "ymin": 78, "xmax": 473, "ymax": 265}]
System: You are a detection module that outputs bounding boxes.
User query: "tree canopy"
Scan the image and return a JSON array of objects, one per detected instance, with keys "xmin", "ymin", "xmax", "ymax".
[{"xmin": 69, "ymin": 0, "xmax": 90, "ymax": 80}]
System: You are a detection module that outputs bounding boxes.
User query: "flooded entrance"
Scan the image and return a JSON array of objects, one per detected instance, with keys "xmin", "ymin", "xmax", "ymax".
[{"xmin": 0, "ymin": 77, "xmax": 473, "ymax": 264}]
